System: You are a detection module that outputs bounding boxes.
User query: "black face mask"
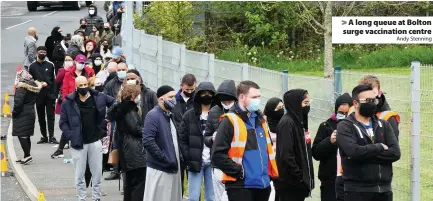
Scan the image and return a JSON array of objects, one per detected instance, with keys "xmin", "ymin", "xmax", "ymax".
[
  {"xmin": 34, "ymin": 35, "xmax": 38, "ymax": 41},
  {"xmin": 359, "ymin": 102, "xmax": 377, "ymax": 117},
  {"xmin": 104, "ymin": 27, "xmax": 110, "ymax": 31},
  {"xmin": 302, "ymin": 105, "xmax": 310, "ymax": 130},
  {"xmin": 199, "ymin": 95, "xmax": 213, "ymax": 105},
  {"xmin": 268, "ymin": 109, "xmax": 284, "ymax": 121},
  {"xmin": 37, "ymin": 54, "xmax": 46, "ymax": 60},
  {"xmin": 77, "ymin": 87, "xmax": 89, "ymax": 96},
  {"xmin": 95, "ymin": 86, "xmax": 103, "ymax": 92},
  {"xmin": 80, "ymin": 24, "xmax": 87, "ymax": 29},
  {"xmin": 302, "ymin": 105, "xmax": 310, "ymax": 116},
  {"xmin": 183, "ymin": 91, "xmax": 194, "ymax": 97}
]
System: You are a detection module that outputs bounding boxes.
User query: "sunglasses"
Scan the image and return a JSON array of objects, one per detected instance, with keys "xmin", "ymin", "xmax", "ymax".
[{"xmin": 358, "ymin": 98, "xmax": 379, "ymax": 105}]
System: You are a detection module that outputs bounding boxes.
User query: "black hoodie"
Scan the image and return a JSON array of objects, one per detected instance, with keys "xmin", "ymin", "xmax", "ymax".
[
  {"xmin": 203, "ymin": 80, "xmax": 237, "ymax": 149},
  {"xmin": 45, "ymin": 27, "xmax": 63, "ymax": 61},
  {"xmin": 274, "ymin": 89, "xmax": 314, "ymax": 197},
  {"xmin": 84, "ymin": 5, "xmax": 104, "ymax": 36},
  {"xmin": 179, "ymin": 82, "xmax": 216, "ymax": 172},
  {"xmin": 336, "ymin": 113, "xmax": 400, "ymax": 193}
]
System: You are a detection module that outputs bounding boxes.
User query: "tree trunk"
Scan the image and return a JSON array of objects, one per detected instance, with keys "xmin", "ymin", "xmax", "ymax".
[{"xmin": 323, "ymin": 1, "xmax": 333, "ymax": 78}]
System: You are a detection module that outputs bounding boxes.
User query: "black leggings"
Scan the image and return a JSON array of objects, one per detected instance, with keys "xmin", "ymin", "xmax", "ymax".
[
  {"xmin": 57, "ymin": 134, "xmax": 68, "ymax": 151},
  {"xmin": 18, "ymin": 136, "xmax": 31, "ymax": 157}
]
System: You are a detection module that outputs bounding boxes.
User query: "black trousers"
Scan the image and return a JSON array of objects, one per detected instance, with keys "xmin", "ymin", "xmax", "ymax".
[
  {"xmin": 344, "ymin": 191, "xmax": 392, "ymax": 201},
  {"xmin": 36, "ymin": 94, "xmax": 55, "ymax": 138},
  {"xmin": 320, "ymin": 180, "xmax": 336, "ymax": 201},
  {"xmin": 335, "ymin": 176, "xmax": 345, "ymax": 201},
  {"xmin": 18, "ymin": 136, "xmax": 31, "ymax": 157},
  {"xmin": 124, "ymin": 167, "xmax": 146, "ymax": 201},
  {"xmin": 58, "ymin": 134, "xmax": 68, "ymax": 150},
  {"xmin": 278, "ymin": 185, "xmax": 309, "ymax": 201},
  {"xmin": 227, "ymin": 187, "xmax": 271, "ymax": 201}
]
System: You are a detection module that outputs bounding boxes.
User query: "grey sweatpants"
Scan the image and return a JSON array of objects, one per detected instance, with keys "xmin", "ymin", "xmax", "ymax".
[
  {"xmin": 212, "ymin": 168, "xmax": 228, "ymax": 201},
  {"xmin": 71, "ymin": 141, "xmax": 103, "ymax": 201}
]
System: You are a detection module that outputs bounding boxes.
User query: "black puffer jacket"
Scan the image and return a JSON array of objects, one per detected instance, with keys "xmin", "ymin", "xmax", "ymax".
[
  {"xmin": 12, "ymin": 80, "xmax": 43, "ymax": 137},
  {"xmin": 203, "ymin": 79, "xmax": 237, "ymax": 149},
  {"xmin": 84, "ymin": 5, "xmax": 104, "ymax": 36},
  {"xmin": 274, "ymin": 89, "xmax": 315, "ymax": 196},
  {"xmin": 109, "ymin": 100, "xmax": 146, "ymax": 172},
  {"xmin": 179, "ymin": 82, "xmax": 216, "ymax": 173},
  {"xmin": 139, "ymin": 84, "xmax": 158, "ymax": 121}
]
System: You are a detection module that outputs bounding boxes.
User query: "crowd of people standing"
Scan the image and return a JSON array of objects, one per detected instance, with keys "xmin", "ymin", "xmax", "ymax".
[{"xmin": 15, "ymin": 3, "xmax": 402, "ymax": 201}]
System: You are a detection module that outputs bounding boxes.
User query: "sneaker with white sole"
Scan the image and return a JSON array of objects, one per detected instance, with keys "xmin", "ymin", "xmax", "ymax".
[
  {"xmin": 21, "ymin": 156, "xmax": 33, "ymax": 165},
  {"xmin": 51, "ymin": 149, "xmax": 64, "ymax": 159}
]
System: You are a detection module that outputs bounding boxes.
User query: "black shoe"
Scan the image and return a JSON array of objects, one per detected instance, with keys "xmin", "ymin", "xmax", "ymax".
[
  {"xmin": 49, "ymin": 137, "xmax": 59, "ymax": 144},
  {"xmin": 95, "ymin": 199, "xmax": 101, "ymax": 201},
  {"xmin": 104, "ymin": 172, "xmax": 120, "ymax": 180},
  {"xmin": 51, "ymin": 149, "xmax": 64, "ymax": 159},
  {"xmin": 21, "ymin": 156, "xmax": 33, "ymax": 165},
  {"xmin": 37, "ymin": 137, "xmax": 48, "ymax": 144}
]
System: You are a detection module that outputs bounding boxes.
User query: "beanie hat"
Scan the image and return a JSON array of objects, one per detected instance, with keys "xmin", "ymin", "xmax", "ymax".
[
  {"xmin": 157, "ymin": 85, "xmax": 175, "ymax": 98},
  {"xmin": 335, "ymin": 93, "xmax": 353, "ymax": 113}
]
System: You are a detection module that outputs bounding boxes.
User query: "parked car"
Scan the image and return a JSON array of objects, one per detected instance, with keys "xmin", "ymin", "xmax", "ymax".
[{"xmin": 27, "ymin": 1, "xmax": 93, "ymax": 11}]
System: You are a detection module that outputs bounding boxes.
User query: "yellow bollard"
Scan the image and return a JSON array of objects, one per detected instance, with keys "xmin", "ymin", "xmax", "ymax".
[
  {"xmin": 37, "ymin": 191, "xmax": 46, "ymax": 201},
  {"xmin": 2, "ymin": 93, "xmax": 11, "ymax": 118},
  {"xmin": 0, "ymin": 143, "xmax": 8, "ymax": 176}
]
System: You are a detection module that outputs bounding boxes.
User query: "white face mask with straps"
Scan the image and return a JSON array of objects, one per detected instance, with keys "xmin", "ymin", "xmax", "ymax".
[{"xmin": 222, "ymin": 102, "xmax": 234, "ymax": 110}]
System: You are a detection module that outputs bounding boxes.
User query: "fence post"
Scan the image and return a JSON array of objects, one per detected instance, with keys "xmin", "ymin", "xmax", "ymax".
[
  {"xmin": 410, "ymin": 61, "xmax": 421, "ymax": 201},
  {"xmin": 281, "ymin": 70, "xmax": 289, "ymax": 94},
  {"xmin": 334, "ymin": 66, "xmax": 342, "ymax": 99},
  {"xmin": 242, "ymin": 63, "xmax": 249, "ymax": 81},
  {"xmin": 157, "ymin": 36, "xmax": 163, "ymax": 87},
  {"xmin": 208, "ymin": 53, "xmax": 215, "ymax": 83},
  {"xmin": 136, "ymin": 1, "xmax": 142, "ymax": 17}
]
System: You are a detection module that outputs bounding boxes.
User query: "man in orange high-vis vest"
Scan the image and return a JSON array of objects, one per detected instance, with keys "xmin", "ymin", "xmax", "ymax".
[{"xmin": 211, "ymin": 81, "xmax": 279, "ymax": 201}]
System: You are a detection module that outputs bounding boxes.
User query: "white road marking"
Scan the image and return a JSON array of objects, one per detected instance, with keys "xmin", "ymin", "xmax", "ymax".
[
  {"xmin": 5, "ymin": 20, "xmax": 32, "ymax": 30},
  {"xmin": 43, "ymin": 11, "xmax": 58, "ymax": 17}
]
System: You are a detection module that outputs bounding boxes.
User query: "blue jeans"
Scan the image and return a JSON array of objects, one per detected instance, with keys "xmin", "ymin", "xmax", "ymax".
[{"xmin": 188, "ymin": 162, "xmax": 214, "ymax": 201}]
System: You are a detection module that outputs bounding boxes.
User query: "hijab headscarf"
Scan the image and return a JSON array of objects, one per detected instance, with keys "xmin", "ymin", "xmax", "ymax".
[
  {"xmin": 264, "ymin": 97, "xmax": 283, "ymax": 133},
  {"xmin": 50, "ymin": 26, "xmax": 63, "ymax": 42}
]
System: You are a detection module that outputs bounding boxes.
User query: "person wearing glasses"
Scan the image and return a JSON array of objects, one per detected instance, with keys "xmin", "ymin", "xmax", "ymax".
[
  {"xmin": 274, "ymin": 89, "xmax": 315, "ymax": 201},
  {"xmin": 336, "ymin": 85, "xmax": 400, "ymax": 201},
  {"xmin": 311, "ymin": 93, "xmax": 352, "ymax": 201}
]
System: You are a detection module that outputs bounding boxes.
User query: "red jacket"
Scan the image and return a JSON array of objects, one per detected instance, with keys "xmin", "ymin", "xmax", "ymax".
[{"xmin": 61, "ymin": 66, "xmax": 95, "ymax": 99}]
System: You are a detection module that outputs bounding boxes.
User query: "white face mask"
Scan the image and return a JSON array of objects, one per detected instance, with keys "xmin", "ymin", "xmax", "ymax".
[
  {"xmin": 76, "ymin": 63, "xmax": 85, "ymax": 70},
  {"xmin": 134, "ymin": 95, "xmax": 141, "ymax": 104},
  {"xmin": 222, "ymin": 101, "xmax": 234, "ymax": 110},
  {"xmin": 126, "ymin": 79, "xmax": 137, "ymax": 85},
  {"xmin": 94, "ymin": 60, "xmax": 102, "ymax": 66},
  {"xmin": 89, "ymin": 10, "xmax": 95, "ymax": 15}
]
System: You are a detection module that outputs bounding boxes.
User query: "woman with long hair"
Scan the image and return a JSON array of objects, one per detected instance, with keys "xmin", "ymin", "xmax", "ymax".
[{"xmin": 13, "ymin": 70, "xmax": 43, "ymax": 165}]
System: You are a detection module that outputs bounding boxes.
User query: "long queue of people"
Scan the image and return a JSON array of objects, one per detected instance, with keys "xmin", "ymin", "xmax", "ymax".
[{"xmin": 14, "ymin": 4, "xmax": 401, "ymax": 201}]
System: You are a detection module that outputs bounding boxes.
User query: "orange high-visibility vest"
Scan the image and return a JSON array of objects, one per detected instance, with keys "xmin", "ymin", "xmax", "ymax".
[
  {"xmin": 220, "ymin": 113, "xmax": 279, "ymax": 183},
  {"xmin": 338, "ymin": 106, "xmax": 400, "ymax": 174}
]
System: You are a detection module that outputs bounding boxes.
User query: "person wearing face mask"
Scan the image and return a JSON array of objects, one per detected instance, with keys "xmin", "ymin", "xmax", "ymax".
[
  {"xmin": 179, "ymin": 82, "xmax": 216, "ymax": 201},
  {"xmin": 28, "ymin": 46, "xmax": 59, "ymax": 144},
  {"xmin": 91, "ymin": 53, "xmax": 104, "ymax": 75},
  {"xmin": 84, "ymin": 4, "xmax": 104, "ymax": 36},
  {"xmin": 142, "ymin": 85, "xmax": 183, "ymax": 201},
  {"xmin": 24, "ymin": 27, "xmax": 38, "ymax": 71},
  {"xmin": 274, "ymin": 89, "xmax": 314, "ymax": 201},
  {"xmin": 212, "ymin": 80, "xmax": 279, "ymax": 201},
  {"xmin": 336, "ymin": 85, "xmax": 400, "ymax": 201},
  {"xmin": 311, "ymin": 93, "xmax": 352, "ymax": 201},
  {"xmin": 263, "ymin": 97, "xmax": 284, "ymax": 201},
  {"xmin": 203, "ymin": 79, "xmax": 237, "ymax": 201},
  {"xmin": 54, "ymin": 54, "xmax": 74, "ymax": 115},
  {"xmin": 45, "ymin": 27, "xmax": 63, "ymax": 62},
  {"xmin": 100, "ymin": 39, "xmax": 112, "ymax": 59},
  {"xmin": 60, "ymin": 76, "xmax": 114, "ymax": 201},
  {"xmin": 51, "ymin": 54, "xmax": 95, "ymax": 159},
  {"xmin": 52, "ymin": 33, "xmax": 72, "ymax": 74},
  {"xmin": 100, "ymin": 23, "xmax": 114, "ymax": 49},
  {"xmin": 106, "ymin": 84, "xmax": 146, "ymax": 201},
  {"xmin": 357, "ymin": 75, "xmax": 400, "ymax": 141},
  {"xmin": 103, "ymin": 62, "xmax": 128, "ymax": 181},
  {"xmin": 75, "ymin": 18, "xmax": 88, "ymax": 38}
]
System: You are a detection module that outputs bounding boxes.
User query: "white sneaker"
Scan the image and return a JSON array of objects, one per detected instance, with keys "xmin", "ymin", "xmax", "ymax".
[{"xmin": 64, "ymin": 143, "xmax": 69, "ymax": 149}]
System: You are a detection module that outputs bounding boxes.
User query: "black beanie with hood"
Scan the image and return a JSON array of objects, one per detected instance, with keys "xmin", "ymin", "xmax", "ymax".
[{"xmin": 335, "ymin": 93, "xmax": 353, "ymax": 114}]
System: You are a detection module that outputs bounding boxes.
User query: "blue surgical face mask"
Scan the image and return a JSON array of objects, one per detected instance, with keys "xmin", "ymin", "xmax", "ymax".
[
  {"xmin": 246, "ymin": 98, "xmax": 261, "ymax": 112},
  {"xmin": 76, "ymin": 63, "xmax": 85, "ymax": 70},
  {"xmin": 336, "ymin": 112, "xmax": 346, "ymax": 120},
  {"xmin": 117, "ymin": 71, "xmax": 126, "ymax": 80}
]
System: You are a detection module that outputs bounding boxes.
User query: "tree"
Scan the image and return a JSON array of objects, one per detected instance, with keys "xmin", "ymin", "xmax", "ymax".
[{"xmin": 297, "ymin": 1, "xmax": 356, "ymax": 78}]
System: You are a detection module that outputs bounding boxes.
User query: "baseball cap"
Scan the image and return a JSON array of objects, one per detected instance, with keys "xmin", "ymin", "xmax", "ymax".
[
  {"xmin": 112, "ymin": 46, "xmax": 123, "ymax": 59},
  {"xmin": 75, "ymin": 54, "xmax": 87, "ymax": 63}
]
